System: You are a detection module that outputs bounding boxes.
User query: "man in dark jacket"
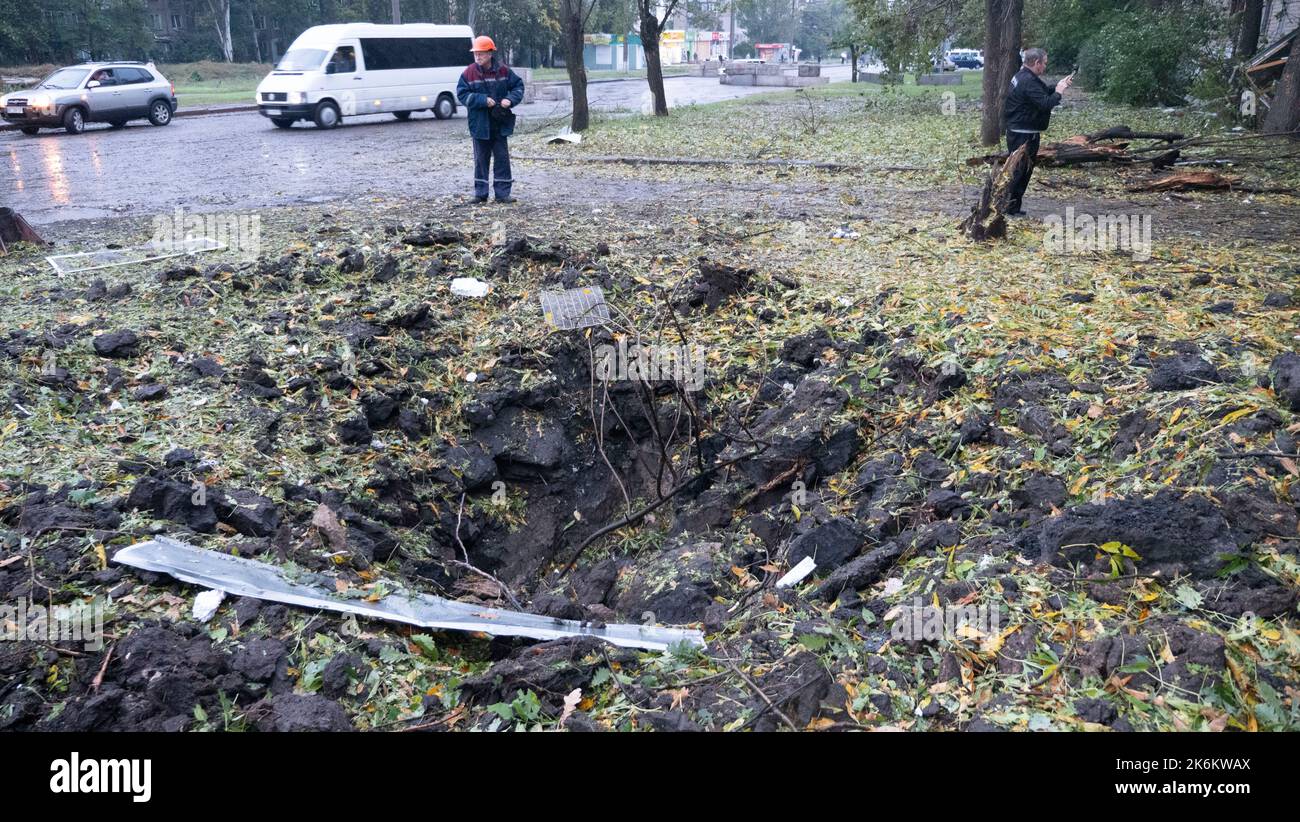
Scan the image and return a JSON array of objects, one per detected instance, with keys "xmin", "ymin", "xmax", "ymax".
[
  {"xmin": 1002, "ymin": 47, "xmax": 1072, "ymax": 216},
  {"xmin": 456, "ymin": 36, "xmax": 526, "ymax": 203}
]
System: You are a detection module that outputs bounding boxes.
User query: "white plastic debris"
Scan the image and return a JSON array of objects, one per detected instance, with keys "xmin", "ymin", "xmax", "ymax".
[
  {"xmin": 776, "ymin": 556, "xmax": 817, "ymax": 588},
  {"xmin": 45, "ymin": 236, "xmax": 224, "ymax": 276},
  {"xmin": 547, "ymin": 129, "xmax": 582, "ymax": 145},
  {"xmin": 450, "ymin": 277, "xmax": 490, "ymax": 298},
  {"xmin": 115, "ymin": 538, "xmax": 704, "ymax": 652},
  {"xmin": 191, "ymin": 589, "xmax": 225, "ymax": 622}
]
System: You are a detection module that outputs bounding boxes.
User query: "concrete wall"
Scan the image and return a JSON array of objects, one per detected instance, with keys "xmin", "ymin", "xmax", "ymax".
[{"xmin": 719, "ymin": 62, "xmax": 828, "ymax": 86}]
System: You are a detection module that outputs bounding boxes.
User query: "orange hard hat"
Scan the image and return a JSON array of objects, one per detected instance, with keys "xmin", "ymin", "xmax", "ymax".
[{"xmin": 471, "ymin": 35, "xmax": 496, "ymax": 52}]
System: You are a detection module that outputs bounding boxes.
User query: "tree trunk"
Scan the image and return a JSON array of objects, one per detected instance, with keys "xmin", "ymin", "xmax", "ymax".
[
  {"xmin": 560, "ymin": 1, "xmax": 591, "ymax": 131},
  {"xmin": 208, "ymin": 0, "xmax": 234, "ymax": 62},
  {"xmin": 980, "ymin": 0, "xmax": 1023, "ymax": 146},
  {"xmin": 248, "ymin": 7, "xmax": 262, "ymax": 63},
  {"xmin": 1263, "ymin": 51, "xmax": 1300, "ymax": 135},
  {"xmin": 849, "ymin": 44, "xmax": 859, "ymax": 82},
  {"xmin": 1236, "ymin": 0, "xmax": 1264, "ymax": 59},
  {"xmin": 640, "ymin": 9, "xmax": 668, "ymax": 115}
]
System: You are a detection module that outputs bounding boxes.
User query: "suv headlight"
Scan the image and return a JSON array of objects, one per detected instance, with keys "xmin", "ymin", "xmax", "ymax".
[
  {"xmin": 288, "ymin": 92, "xmax": 306, "ymax": 104},
  {"xmin": 29, "ymin": 94, "xmax": 52, "ymax": 111}
]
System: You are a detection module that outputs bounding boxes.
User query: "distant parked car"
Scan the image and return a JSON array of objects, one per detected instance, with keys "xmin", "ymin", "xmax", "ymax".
[
  {"xmin": 934, "ymin": 56, "xmax": 957, "ymax": 72},
  {"xmin": 947, "ymin": 49, "xmax": 984, "ymax": 70},
  {"xmin": 1, "ymin": 62, "xmax": 176, "ymax": 135},
  {"xmin": 719, "ymin": 57, "xmax": 766, "ymax": 76}
]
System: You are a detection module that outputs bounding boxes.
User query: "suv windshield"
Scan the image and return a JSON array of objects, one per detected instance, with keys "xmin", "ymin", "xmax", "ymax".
[
  {"xmin": 276, "ymin": 49, "xmax": 327, "ymax": 71},
  {"xmin": 38, "ymin": 67, "xmax": 90, "ymax": 89}
]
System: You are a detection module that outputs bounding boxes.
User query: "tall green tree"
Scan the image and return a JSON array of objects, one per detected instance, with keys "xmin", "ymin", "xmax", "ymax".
[
  {"xmin": 796, "ymin": 0, "xmax": 842, "ymax": 63},
  {"xmin": 736, "ymin": 0, "xmax": 794, "ymax": 47},
  {"xmin": 0, "ymin": 0, "xmax": 154, "ymax": 64}
]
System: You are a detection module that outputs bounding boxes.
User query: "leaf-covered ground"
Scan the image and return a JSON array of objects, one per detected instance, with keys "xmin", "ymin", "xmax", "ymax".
[{"xmin": 1, "ymin": 85, "xmax": 1298, "ymax": 732}]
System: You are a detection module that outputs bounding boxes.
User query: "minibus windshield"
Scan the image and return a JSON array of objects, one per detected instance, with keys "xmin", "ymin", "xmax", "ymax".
[{"xmin": 276, "ymin": 49, "xmax": 327, "ymax": 71}]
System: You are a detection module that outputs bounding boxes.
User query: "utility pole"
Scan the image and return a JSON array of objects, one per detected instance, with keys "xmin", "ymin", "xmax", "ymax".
[{"xmin": 391, "ymin": 0, "xmax": 401, "ymax": 24}]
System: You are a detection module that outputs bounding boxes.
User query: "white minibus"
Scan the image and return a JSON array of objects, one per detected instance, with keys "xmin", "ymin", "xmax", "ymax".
[{"xmin": 255, "ymin": 23, "xmax": 474, "ymax": 129}]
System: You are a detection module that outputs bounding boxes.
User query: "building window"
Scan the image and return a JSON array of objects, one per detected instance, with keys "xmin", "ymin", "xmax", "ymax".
[
  {"xmin": 171, "ymin": 14, "xmax": 181, "ymax": 30},
  {"xmin": 151, "ymin": 13, "xmax": 163, "ymax": 30}
]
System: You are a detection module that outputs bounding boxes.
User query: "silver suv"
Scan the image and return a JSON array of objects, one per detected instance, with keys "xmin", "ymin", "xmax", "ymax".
[{"xmin": 1, "ymin": 62, "xmax": 177, "ymax": 135}]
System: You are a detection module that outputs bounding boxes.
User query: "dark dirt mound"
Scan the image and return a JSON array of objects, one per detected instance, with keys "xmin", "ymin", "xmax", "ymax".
[{"xmin": 1019, "ymin": 489, "xmax": 1239, "ymax": 578}]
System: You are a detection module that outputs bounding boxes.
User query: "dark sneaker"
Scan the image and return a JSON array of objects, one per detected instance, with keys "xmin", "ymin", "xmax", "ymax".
[
  {"xmin": 473, "ymin": 195, "xmax": 488, "ymax": 203},
  {"xmin": 495, "ymin": 196, "xmax": 516, "ymax": 204}
]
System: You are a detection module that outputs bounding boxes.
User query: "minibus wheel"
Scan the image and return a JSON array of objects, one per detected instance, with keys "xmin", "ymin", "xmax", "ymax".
[
  {"xmin": 313, "ymin": 101, "xmax": 341, "ymax": 129},
  {"xmin": 271, "ymin": 118, "xmax": 294, "ymax": 129},
  {"xmin": 393, "ymin": 111, "xmax": 412, "ymax": 121},
  {"xmin": 21, "ymin": 126, "xmax": 39, "ymax": 135},
  {"xmin": 433, "ymin": 95, "xmax": 454, "ymax": 120}
]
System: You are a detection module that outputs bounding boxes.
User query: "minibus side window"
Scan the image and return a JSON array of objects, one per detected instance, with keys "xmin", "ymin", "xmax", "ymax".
[{"xmin": 327, "ymin": 46, "xmax": 356, "ymax": 74}]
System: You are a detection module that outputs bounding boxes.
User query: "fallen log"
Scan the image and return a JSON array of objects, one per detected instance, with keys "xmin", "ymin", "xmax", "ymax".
[
  {"xmin": 1038, "ymin": 136, "xmax": 1133, "ymax": 165},
  {"xmin": 1126, "ymin": 171, "xmax": 1292, "ymax": 193},
  {"xmin": 1084, "ymin": 125, "xmax": 1184, "ymax": 142},
  {"xmin": 1127, "ymin": 170, "xmax": 1244, "ymax": 191},
  {"xmin": 959, "ymin": 143, "xmax": 1031, "ymax": 241},
  {"xmin": 0, "ymin": 207, "xmax": 47, "ymax": 254}
]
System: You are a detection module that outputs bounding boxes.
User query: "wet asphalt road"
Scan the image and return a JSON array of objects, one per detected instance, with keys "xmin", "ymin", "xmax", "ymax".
[{"xmin": 2, "ymin": 68, "xmax": 853, "ymax": 228}]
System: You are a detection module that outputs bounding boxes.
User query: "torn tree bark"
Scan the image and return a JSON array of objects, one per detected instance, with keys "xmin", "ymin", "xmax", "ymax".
[
  {"xmin": 1127, "ymin": 171, "xmax": 1244, "ymax": 192},
  {"xmin": 0, "ymin": 208, "xmax": 47, "ymax": 254},
  {"xmin": 960, "ymin": 143, "xmax": 1030, "ymax": 241}
]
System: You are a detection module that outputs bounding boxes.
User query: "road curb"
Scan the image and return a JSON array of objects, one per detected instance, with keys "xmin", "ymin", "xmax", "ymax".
[
  {"xmin": 531, "ymin": 73, "xmax": 694, "ymax": 88},
  {"xmin": 1, "ymin": 102, "xmax": 259, "ymax": 132}
]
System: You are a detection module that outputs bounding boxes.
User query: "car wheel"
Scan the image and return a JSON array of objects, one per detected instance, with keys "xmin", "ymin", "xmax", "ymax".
[
  {"xmin": 271, "ymin": 118, "xmax": 294, "ymax": 129},
  {"xmin": 148, "ymin": 100, "xmax": 172, "ymax": 126},
  {"xmin": 433, "ymin": 95, "xmax": 454, "ymax": 120},
  {"xmin": 109, "ymin": 119, "xmax": 127, "ymax": 129},
  {"xmin": 20, "ymin": 126, "xmax": 39, "ymax": 135},
  {"xmin": 62, "ymin": 107, "xmax": 85, "ymax": 135},
  {"xmin": 313, "ymin": 100, "xmax": 341, "ymax": 129},
  {"xmin": 393, "ymin": 110, "xmax": 412, "ymax": 121}
]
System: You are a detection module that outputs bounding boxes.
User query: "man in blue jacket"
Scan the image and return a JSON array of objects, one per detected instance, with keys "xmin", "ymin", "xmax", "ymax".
[
  {"xmin": 1002, "ymin": 47, "xmax": 1072, "ymax": 216},
  {"xmin": 457, "ymin": 36, "xmax": 526, "ymax": 203}
]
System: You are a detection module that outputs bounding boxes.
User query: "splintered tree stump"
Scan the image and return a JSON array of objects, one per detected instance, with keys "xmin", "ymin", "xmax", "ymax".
[
  {"xmin": 960, "ymin": 143, "xmax": 1031, "ymax": 241},
  {"xmin": 0, "ymin": 208, "xmax": 47, "ymax": 253}
]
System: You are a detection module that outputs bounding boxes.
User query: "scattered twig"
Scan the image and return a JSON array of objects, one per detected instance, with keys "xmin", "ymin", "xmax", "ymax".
[{"xmin": 727, "ymin": 660, "xmax": 798, "ymax": 731}]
